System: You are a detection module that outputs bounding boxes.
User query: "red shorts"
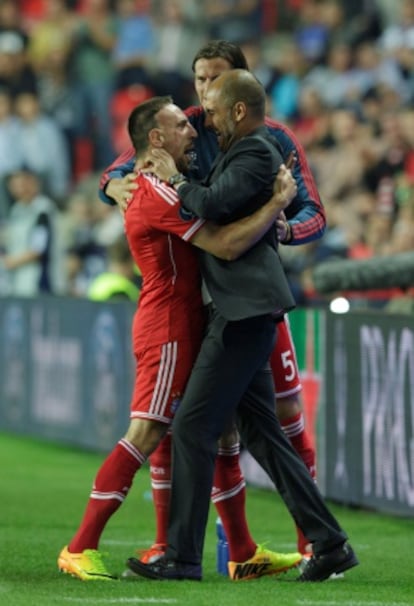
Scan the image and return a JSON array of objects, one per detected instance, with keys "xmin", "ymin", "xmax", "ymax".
[
  {"xmin": 270, "ymin": 316, "xmax": 302, "ymax": 398},
  {"xmin": 130, "ymin": 340, "xmax": 200, "ymax": 424}
]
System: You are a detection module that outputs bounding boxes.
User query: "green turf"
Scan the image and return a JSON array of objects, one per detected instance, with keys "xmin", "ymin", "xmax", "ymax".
[{"xmin": 1, "ymin": 432, "xmax": 413, "ymax": 606}]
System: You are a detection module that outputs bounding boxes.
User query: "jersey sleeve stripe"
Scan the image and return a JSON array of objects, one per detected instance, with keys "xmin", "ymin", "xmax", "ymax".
[
  {"xmin": 143, "ymin": 173, "xmax": 178, "ymax": 206},
  {"xmin": 182, "ymin": 219, "xmax": 205, "ymax": 241}
]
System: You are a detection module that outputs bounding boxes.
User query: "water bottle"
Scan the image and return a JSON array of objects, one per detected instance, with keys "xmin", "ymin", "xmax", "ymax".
[{"xmin": 216, "ymin": 517, "xmax": 229, "ymax": 575}]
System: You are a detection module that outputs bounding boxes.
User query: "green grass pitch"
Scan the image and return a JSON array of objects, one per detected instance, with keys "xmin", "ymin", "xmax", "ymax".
[{"xmin": 1, "ymin": 432, "xmax": 413, "ymax": 606}]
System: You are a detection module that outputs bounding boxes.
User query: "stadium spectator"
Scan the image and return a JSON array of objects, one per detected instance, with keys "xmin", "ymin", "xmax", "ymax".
[
  {"xmin": 111, "ymin": 0, "xmax": 155, "ymax": 90},
  {"xmin": 301, "ymin": 40, "xmax": 356, "ymax": 109},
  {"xmin": 27, "ymin": 0, "xmax": 79, "ymax": 74},
  {"xmin": 204, "ymin": 0, "xmax": 263, "ymax": 44},
  {"xmin": 0, "ymin": 0, "xmax": 29, "ymax": 46},
  {"xmin": 149, "ymin": 0, "xmax": 207, "ymax": 108},
  {"xmin": 87, "ymin": 234, "xmax": 141, "ymax": 302},
  {"xmin": 0, "ymin": 29, "xmax": 37, "ymax": 97},
  {"xmin": 0, "ymin": 87, "xmax": 22, "ymax": 218},
  {"xmin": 34, "ymin": 35, "xmax": 78, "ymax": 179},
  {"xmin": 25, "ymin": 1, "xmax": 79, "ymax": 178},
  {"xmin": 268, "ymin": 39, "xmax": 307, "ymax": 121},
  {"xmin": 240, "ymin": 39, "xmax": 278, "ymax": 93},
  {"xmin": 293, "ymin": 0, "xmax": 330, "ymax": 65},
  {"xmin": 14, "ymin": 90, "xmax": 72, "ymax": 205},
  {"xmin": 0, "ymin": 168, "xmax": 62, "ymax": 296},
  {"xmin": 69, "ymin": 0, "xmax": 117, "ymax": 171},
  {"xmin": 63, "ymin": 174, "xmax": 124, "ymax": 297},
  {"xmin": 291, "ymin": 86, "xmax": 330, "ymax": 151}
]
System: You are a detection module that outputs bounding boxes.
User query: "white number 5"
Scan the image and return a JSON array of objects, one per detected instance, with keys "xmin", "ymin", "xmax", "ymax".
[{"xmin": 281, "ymin": 350, "xmax": 296, "ymax": 382}]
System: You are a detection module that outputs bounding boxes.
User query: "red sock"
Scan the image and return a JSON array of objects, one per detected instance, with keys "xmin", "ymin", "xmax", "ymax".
[
  {"xmin": 281, "ymin": 412, "xmax": 316, "ymax": 554},
  {"xmin": 69, "ymin": 439, "xmax": 146, "ymax": 552},
  {"xmin": 212, "ymin": 444, "xmax": 256, "ymax": 562},
  {"xmin": 149, "ymin": 432, "xmax": 172, "ymax": 546}
]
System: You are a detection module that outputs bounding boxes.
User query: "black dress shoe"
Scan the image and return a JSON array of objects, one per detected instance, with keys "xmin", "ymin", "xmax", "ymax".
[
  {"xmin": 126, "ymin": 556, "xmax": 202, "ymax": 581},
  {"xmin": 297, "ymin": 542, "xmax": 359, "ymax": 582}
]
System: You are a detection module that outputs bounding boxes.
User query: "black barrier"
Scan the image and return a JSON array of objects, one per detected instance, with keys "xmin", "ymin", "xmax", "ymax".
[
  {"xmin": 312, "ymin": 252, "xmax": 414, "ymax": 293},
  {"xmin": 1, "ymin": 297, "xmax": 413, "ymax": 517},
  {"xmin": 0, "ymin": 297, "xmax": 135, "ymax": 451},
  {"xmin": 324, "ymin": 310, "xmax": 414, "ymax": 516}
]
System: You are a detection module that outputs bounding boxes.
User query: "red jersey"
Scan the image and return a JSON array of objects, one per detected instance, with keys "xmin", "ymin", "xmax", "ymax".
[{"xmin": 125, "ymin": 172, "xmax": 205, "ymax": 351}]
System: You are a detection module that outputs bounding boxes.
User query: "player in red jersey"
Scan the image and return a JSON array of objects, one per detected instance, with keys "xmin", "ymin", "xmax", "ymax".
[
  {"xmin": 57, "ymin": 95, "xmax": 301, "ymax": 581},
  {"xmin": 99, "ymin": 41, "xmax": 322, "ymax": 557}
]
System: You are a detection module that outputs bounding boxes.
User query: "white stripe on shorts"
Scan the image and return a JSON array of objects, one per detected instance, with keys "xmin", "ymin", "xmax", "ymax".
[{"xmin": 149, "ymin": 342, "xmax": 178, "ymax": 418}]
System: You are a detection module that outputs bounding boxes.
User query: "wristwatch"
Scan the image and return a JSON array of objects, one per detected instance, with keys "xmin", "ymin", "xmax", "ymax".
[{"xmin": 168, "ymin": 173, "xmax": 187, "ymax": 186}]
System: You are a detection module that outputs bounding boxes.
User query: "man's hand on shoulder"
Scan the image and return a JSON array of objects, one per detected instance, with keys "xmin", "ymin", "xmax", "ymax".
[
  {"xmin": 105, "ymin": 173, "xmax": 138, "ymax": 213},
  {"xmin": 142, "ymin": 149, "xmax": 179, "ymax": 184}
]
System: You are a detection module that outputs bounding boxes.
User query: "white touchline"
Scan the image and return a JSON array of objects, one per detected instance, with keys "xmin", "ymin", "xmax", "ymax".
[
  {"xmin": 61, "ymin": 598, "xmax": 178, "ymax": 604},
  {"xmin": 300, "ymin": 601, "xmax": 412, "ymax": 606}
]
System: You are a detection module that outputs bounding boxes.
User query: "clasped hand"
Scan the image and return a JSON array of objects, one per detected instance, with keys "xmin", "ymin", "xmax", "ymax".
[{"xmin": 142, "ymin": 149, "xmax": 179, "ymax": 182}]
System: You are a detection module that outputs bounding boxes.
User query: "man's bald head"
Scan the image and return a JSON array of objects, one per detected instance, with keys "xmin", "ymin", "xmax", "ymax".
[
  {"xmin": 204, "ymin": 69, "xmax": 266, "ymax": 150},
  {"xmin": 208, "ymin": 69, "xmax": 266, "ymax": 121}
]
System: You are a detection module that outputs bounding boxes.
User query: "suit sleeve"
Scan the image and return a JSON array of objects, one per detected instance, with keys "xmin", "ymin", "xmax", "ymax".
[{"xmin": 178, "ymin": 138, "xmax": 280, "ymax": 222}]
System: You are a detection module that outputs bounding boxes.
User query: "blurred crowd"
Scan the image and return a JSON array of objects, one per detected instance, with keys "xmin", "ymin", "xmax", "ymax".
[{"xmin": 0, "ymin": 0, "xmax": 413, "ymax": 309}]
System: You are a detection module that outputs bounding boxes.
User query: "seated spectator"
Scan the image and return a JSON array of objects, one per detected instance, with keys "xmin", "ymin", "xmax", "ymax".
[
  {"xmin": 291, "ymin": 86, "xmax": 330, "ymax": 151},
  {"xmin": 293, "ymin": 0, "xmax": 330, "ymax": 65},
  {"xmin": 35, "ymin": 34, "xmax": 78, "ymax": 180},
  {"xmin": 0, "ymin": 87, "xmax": 22, "ymax": 218},
  {"xmin": 0, "ymin": 0, "xmax": 29, "ymax": 46},
  {"xmin": 150, "ymin": 0, "xmax": 206, "ymax": 107},
  {"xmin": 27, "ymin": 0, "xmax": 79, "ymax": 74},
  {"xmin": 301, "ymin": 40, "xmax": 357, "ymax": 108},
  {"xmin": 64, "ymin": 173, "xmax": 124, "ymax": 297},
  {"xmin": 14, "ymin": 90, "xmax": 72, "ymax": 205},
  {"xmin": 112, "ymin": 0, "xmax": 155, "ymax": 90},
  {"xmin": 268, "ymin": 40, "xmax": 307, "ymax": 121},
  {"xmin": 380, "ymin": 0, "xmax": 414, "ymax": 56},
  {"xmin": 64, "ymin": 192, "xmax": 108, "ymax": 298},
  {"xmin": 0, "ymin": 168, "xmax": 62, "ymax": 297},
  {"xmin": 352, "ymin": 40, "xmax": 410, "ymax": 105},
  {"xmin": 240, "ymin": 39, "xmax": 278, "ymax": 93},
  {"xmin": 204, "ymin": 0, "xmax": 263, "ymax": 44},
  {"xmin": 25, "ymin": 3, "xmax": 78, "ymax": 178},
  {"xmin": 69, "ymin": 0, "xmax": 117, "ymax": 171},
  {"xmin": 88, "ymin": 235, "xmax": 141, "ymax": 302},
  {"xmin": 0, "ymin": 29, "xmax": 37, "ymax": 97}
]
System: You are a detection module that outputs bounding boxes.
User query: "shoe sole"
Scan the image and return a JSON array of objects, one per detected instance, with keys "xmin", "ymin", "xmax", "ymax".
[
  {"xmin": 58, "ymin": 561, "xmax": 116, "ymax": 581},
  {"xmin": 230, "ymin": 566, "xmax": 294, "ymax": 581},
  {"xmin": 127, "ymin": 558, "xmax": 201, "ymax": 581},
  {"xmin": 121, "ymin": 568, "xmax": 140, "ymax": 579},
  {"xmin": 298, "ymin": 553, "xmax": 359, "ymax": 582},
  {"xmin": 334, "ymin": 554, "xmax": 359, "ymax": 576},
  {"xmin": 329, "ymin": 572, "xmax": 345, "ymax": 580}
]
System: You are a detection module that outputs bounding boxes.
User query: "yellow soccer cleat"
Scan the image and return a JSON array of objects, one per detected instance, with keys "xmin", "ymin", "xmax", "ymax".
[
  {"xmin": 228, "ymin": 544, "xmax": 302, "ymax": 581},
  {"xmin": 58, "ymin": 545, "xmax": 117, "ymax": 581}
]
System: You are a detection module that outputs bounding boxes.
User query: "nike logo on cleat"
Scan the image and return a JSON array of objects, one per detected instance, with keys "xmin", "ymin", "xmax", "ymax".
[{"xmin": 233, "ymin": 562, "xmax": 271, "ymax": 579}]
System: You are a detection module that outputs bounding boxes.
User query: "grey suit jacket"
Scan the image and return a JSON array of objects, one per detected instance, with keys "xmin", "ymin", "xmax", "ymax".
[{"xmin": 179, "ymin": 126, "xmax": 296, "ymax": 321}]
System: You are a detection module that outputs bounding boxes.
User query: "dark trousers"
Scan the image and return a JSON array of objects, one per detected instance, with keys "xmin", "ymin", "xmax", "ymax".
[{"xmin": 166, "ymin": 307, "xmax": 347, "ymax": 564}]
